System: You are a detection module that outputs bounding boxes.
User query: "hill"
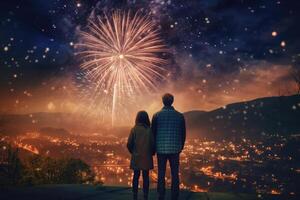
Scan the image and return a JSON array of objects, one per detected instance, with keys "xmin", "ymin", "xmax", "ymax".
[
  {"xmin": 1, "ymin": 184, "xmax": 280, "ymax": 200},
  {"xmin": 0, "ymin": 112, "xmax": 104, "ymax": 135},
  {"xmin": 184, "ymin": 95, "xmax": 300, "ymax": 139},
  {"xmin": 1, "ymin": 95, "xmax": 299, "ymax": 139}
]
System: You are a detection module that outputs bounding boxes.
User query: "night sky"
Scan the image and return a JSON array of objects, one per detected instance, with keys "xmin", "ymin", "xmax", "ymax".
[{"xmin": 1, "ymin": 0, "xmax": 299, "ymax": 117}]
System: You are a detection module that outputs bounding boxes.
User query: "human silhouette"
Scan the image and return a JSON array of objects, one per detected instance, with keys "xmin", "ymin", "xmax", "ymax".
[
  {"xmin": 151, "ymin": 93, "xmax": 186, "ymax": 200},
  {"xmin": 127, "ymin": 111, "xmax": 155, "ymax": 200}
]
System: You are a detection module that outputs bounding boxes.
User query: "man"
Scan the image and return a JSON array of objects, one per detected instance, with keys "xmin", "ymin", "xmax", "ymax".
[{"xmin": 151, "ymin": 93, "xmax": 186, "ymax": 200}]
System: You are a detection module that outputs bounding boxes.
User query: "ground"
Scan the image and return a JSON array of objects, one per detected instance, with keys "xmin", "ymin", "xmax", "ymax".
[{"xmin": 0, "ymin": 184, "xmax": 284, "ymax": 200}]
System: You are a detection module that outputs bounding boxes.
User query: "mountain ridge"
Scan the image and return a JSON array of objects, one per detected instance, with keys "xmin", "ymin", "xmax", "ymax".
[
  {"xmin": 184, "ymin": 94, "xmax": 300, "ymax": 139},
  {"xmin": 1, "ymin": 95, "xmax": 299, "ymax": 139}
]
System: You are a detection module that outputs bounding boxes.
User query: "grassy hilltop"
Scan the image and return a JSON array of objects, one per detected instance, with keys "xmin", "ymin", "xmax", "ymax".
[{"xmin": 1, "ymin": 184, "xmax": 286, "ymax": 200}]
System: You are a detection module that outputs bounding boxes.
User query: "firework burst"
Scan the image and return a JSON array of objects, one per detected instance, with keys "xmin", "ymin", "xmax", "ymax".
[{"xmin": 75, "ymin": 10, "xmax": 168, "ymax": 125}]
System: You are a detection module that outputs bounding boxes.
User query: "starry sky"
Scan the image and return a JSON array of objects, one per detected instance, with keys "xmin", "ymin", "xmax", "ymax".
[{"xmin": 0, "ymin": 0, "xmax": 299, "ymax": 117}]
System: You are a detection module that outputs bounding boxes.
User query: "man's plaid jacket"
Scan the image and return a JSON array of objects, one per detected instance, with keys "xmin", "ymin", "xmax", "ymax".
[{"xmin": 151, "ymin": 106, "xmax": 186, "ymax": 154}]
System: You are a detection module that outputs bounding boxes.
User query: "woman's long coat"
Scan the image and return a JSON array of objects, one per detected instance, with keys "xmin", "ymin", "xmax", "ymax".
[{"xmin": 127, "ymin": 124, "xmax": 155, "ymax": 170}]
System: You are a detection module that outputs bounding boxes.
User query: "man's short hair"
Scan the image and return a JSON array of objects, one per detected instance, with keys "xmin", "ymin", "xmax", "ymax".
[{"xmin": 162, "ymin": 93, "xmax": 174, "ymax": 106}]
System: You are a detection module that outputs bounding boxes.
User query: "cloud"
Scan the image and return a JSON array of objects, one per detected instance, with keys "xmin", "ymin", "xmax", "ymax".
[{"xmin": 160, "ymin": 55, "xmax": 296, "ymax": 112}]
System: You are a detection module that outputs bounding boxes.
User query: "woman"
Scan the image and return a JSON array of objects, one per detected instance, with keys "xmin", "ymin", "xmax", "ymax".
[{"xmin": 127, "ymin": 111, "xmax": 155, "ymax": 200}]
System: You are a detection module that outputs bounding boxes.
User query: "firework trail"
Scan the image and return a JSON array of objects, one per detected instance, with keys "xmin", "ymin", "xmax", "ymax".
[{"xmin": 75, "ymin": 10, "xmax": 168, "ymax": 125}]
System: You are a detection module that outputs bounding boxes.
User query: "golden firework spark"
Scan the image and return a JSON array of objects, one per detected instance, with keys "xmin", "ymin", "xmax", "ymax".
[{"xmin": 76, "ymin": 10, "xmax": 168, "ymax": 125}]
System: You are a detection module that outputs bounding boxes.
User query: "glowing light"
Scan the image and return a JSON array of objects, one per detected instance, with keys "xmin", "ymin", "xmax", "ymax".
[
  {"xmin": 47, "ymin": 102, "xmax": 56, "ymax": 111},
  {"xmin": 280, "ymin": 41, "xmax": 286, "ymax": 47},
  {"xmin": 271, "ymin": 31, "xmax": 277, "ymax": 37},
  {"xmin": 15, "ymin": 142, "xmax": 39, "ymax": 154},
  {"xmin": 271, "ymin": 189, "xmax": 281, "ymax": 195}
]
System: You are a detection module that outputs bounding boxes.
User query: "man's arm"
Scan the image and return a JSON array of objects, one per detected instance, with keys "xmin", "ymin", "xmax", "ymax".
[
  {"xmin": 181, "ymin": 114, "xmax": 186, "ymax": 150},
  {"xmin": 151, "ymin": 114, "xmax": 158, "ymax": 153},
  {"xmin": 149, "ymin": 129, "xmax": 155, "ymax": 155}
]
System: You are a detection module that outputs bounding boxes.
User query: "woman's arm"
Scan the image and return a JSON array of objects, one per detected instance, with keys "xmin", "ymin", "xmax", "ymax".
[{"xmin": 127, "ymin": 128, "xmax": 134, "ymax": 154}]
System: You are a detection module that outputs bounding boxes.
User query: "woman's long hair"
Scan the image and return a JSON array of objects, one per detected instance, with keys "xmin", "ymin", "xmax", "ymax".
[{"xmin": 135, "ymin": 111, "xmax": 150, "ymax": 127}]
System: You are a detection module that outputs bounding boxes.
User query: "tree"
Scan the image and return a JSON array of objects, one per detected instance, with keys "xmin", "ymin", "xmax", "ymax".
[
  {"xmin": 0, "ymin": 143, "xmax": 94, "ymax": 186},
  {"xmin": 21, "ymin": 155, "xmax": 45, "ymax": 185},
  {"xmin": 21, "ymin": 155, "xmax": 94, "ymax": 185},
  {"xmin": 60, "ymin": 158, "xmax": 94, "ymax": 184},
  {"xmin": 0, "ymin": 144, "xmax": 23, "ymax": 186}
]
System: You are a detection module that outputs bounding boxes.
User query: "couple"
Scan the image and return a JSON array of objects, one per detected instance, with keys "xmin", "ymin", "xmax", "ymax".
[{"xmin": 127, "ymin": 93, "xmax": 186, "ymax": 200}]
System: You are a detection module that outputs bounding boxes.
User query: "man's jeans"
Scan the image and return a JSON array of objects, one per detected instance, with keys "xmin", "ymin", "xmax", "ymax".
[{"xmin": 157, "ymin": 153, "xmax": 180, "ymax": 200}]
